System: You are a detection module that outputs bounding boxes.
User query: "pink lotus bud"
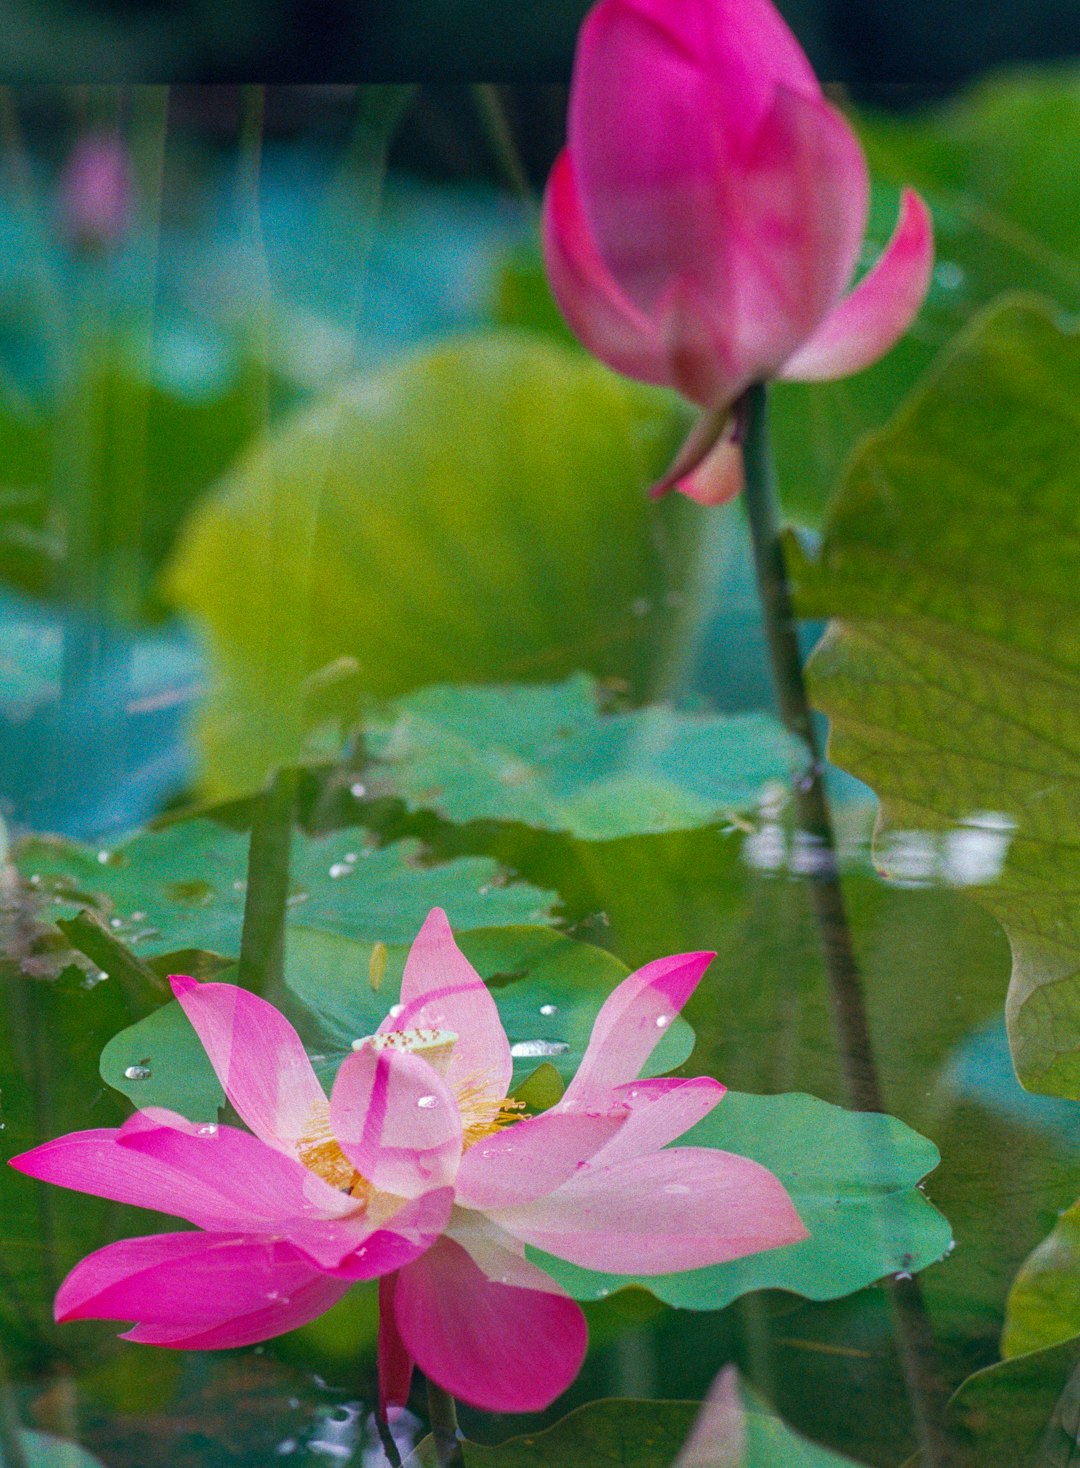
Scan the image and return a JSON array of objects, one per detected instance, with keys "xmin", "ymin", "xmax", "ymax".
[
  {"xmin": 60, "ymin": 131, "xmax": 133, "ymax": 251},
  {"xmin": 543, "ymin": 0, "xmax": 934, "ymax": 502}
]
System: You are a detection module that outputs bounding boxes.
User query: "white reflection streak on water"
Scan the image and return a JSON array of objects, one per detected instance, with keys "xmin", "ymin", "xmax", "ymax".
[{"xmin": 743, "ymin": 799, "xmax": 1015, "ymax": 889}]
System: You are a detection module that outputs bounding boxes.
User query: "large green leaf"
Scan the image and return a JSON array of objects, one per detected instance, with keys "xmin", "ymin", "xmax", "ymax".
[
  {"xmin": 772, "ymin": 71, "xmax": 1080, "ymax": 522},
  {"xmin": 792, "ymin": 299, "xmax": 1080, "ymax": 1098},
  {"xmin": 164, "ymin": 331, "xmax": 701, "ymax": 798},
  {"xmin": 16, "ymin": 820, "xmax": 556, "ymax": 959},
  {"xmin": 1003, "ymin": 1201, "xmax": 1080, "ymax": 1360},
  {"xmin": 99, "ymin": 924, "xmax": 695, "ymax": 1115},
  {"xmin": 534, "ymin": 1091, "xmax": 950, "ymax": 1310},
  {"xmin": 928, "ymin": 1335, "xmax": 1080, "ymax": 1467},
  {"xmin": 365, "ymin": 675, "xmax": 800, "ymax": 839}
]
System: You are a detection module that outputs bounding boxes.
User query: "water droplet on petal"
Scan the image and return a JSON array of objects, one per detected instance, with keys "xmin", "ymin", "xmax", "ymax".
[
  {"xmin": 388, "ymin": 1003, "xmax": 404, "ymax": 1019},
  {"xmin": 510, "ymin": 1039, "xmax": 570, "ymax": 1058},
  {"xmin": 417, "ymin": 1095, "xmax": 439, "ymax": 1109},
  {"xmin": 655, "ymin": 1014, "xmax": 671, "ymax": 1028},
  {"xmin": 196, "ymin": 1123, "xmax": 218, "ymax": 1137}
]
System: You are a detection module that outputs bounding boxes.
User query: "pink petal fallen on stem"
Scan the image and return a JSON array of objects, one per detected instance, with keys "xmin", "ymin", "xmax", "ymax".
[{"xmin": 378, "ymin": 1272, "xmax": 414, "ymax": 1412}]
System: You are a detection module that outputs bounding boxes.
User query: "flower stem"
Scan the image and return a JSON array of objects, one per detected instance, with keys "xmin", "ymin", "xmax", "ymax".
[
  {"xmin": 238, "ymin": 765, "xmax": 297, "ymax": 993},
  {"xmin": 425, "ymin": 1378, "xmax": 464, "ymax": 1468},
  {"xmin": 374, "ymin": 1410, "xmax": 403, "ymax": 1468},
  {"xmin": 740, "ymin": 382, "xmax": 950, "ymax": 1467},
  {"xmin": 740, "ymin": 382, "xmax": 882, "ymax": 1112}
]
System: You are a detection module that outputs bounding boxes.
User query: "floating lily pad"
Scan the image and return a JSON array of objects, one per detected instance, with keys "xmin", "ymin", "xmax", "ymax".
[
  {"xmin": 792, "ymin": 300, "xmax": 1080, "ymax": 1098},
  {"xmin": 407, "ymin": 1372, "xmax": 863, "ymax": 1466},
  {"xmin": 534, "ymin": 1091, "xmax": 950, "ymax": 1310},
  {"xmin": 366, "ymin": 676, "xmax": 800, "ymax": 839},
  {"xmin": 16, "ymin": 819, "xmax": 556, "ymax": 959}
]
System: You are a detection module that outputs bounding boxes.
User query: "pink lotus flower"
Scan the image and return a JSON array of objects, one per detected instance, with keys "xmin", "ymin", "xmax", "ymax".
[
  {"xmin": 543, "ymin": 0, "xmax": 934, "ymax": 505},
  {"xmin": 60, "ymin": 132, "xmax": 133, "ymax": 251},
  {"xmin": 10, "ymin": 909, "xmax": 805, "ymax": 1414}
]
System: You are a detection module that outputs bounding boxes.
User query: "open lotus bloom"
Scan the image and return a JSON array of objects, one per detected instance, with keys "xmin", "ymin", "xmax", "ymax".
[
  {"xmin": 543, "ymin": 0, "xmax": 935, "ymax": 504},
  {"xmin": 10, "ymin": 908, "xmax": 805, "ymax": 1415}
]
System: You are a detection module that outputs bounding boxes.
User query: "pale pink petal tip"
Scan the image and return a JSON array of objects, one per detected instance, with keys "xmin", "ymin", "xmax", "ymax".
[
  {"xmin": 780, "ymin": 188, "xmax": 934, "ymax": 382},
  {"xmin": 676, "ymin": 440, "xmax": 745, "ymax": 507},
  {"xmin": 675, "ymin": 1364, "xmax": 746, "ymax": 1467}
]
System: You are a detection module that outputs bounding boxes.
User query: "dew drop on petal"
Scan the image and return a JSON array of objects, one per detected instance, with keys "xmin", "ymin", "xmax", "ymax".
[
  {"xmin": 388, "ymin": 1003, "xmax": 404, "ymax": 1019},
  {"xmin": 417, "ymin": 1095, "xmax": 439, "ymax": 1109},
  {"xmin": 655, "ymin": 1014, "xmax": 671, "ymax": 1028},
  {"xmin": 196, "ymin": 1124, "xmax": 218, "ymax": 1137}
]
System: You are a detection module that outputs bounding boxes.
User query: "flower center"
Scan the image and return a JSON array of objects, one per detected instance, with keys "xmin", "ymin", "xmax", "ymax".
[{"xmin": 297, "ymin": 1026, "xmax": 528, "ymax": 1194}]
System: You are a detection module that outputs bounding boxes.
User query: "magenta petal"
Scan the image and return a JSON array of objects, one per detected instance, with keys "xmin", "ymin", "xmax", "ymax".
[
  {"xmin": 119, "ymin": 1267, "xmax": 351, "ymax": 1350},
  {"xmin": 779, "ymin": 189, "xmax": 935, "ymax": 381},
  {"xmin": 330, "ymin": 1044, "xmax": 462, "ymax": 1198},
  {"xmin": 588, "ymin": 1077, "xmax": 727, "ymax": 1167},
  {"xmin": 454, "ymin": 1110, "xmax": 626, "ymax": 1210},
  {"xmin": 12, "ymin": 1112, "xmax": 373, "ymax": 1270},
  {"xmin": 170, "ymin": 976, "xmax": 326, "ymax": 1158},
  {"xmin": 492, "ymin": 1145, "xmax": 807, "ymax": 1274},
  {"xmin": 614, "ymin": 0, "xmax": 822, "ymax": 146},
  {"xmin": 559, "ymin": 950, "xmax": 714, "ymax": 1110},
  {"xmin": 331, "ymin": 1188, "xmax": 455, "ymax": 1281},
  {"xmin": 542, "ymin": 152, "xmax": 669, "ymax": 387},
  {"xmin": 393, "ymin": 1236, "xmax": 587, "ymax": 1413},
  {"xmin": 570, "ymin": 0, "xmax": 733, "ymax": 317},
  {"xmin": 384, "ymin": 908, "xmax": 512, "ymax": 1107},
  {"xmin": 719, "ymin": 87, "xmax": 869, "ymax": 382},
  {"xmin": 55, "ymin": 1232, "xmax": 335, "ymax": 1328}
]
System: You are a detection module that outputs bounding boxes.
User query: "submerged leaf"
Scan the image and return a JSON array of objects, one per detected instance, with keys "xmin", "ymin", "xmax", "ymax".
[
  {"xmin": 366, "ymin": 676, "xmax": 800, "ymax": 839},
  {"xmin": 793, "ymin": 300, "xmax": 1080, "ymax": 1098},
  {"xmin": 1004, "ymin": 1202, "xmax": 1080, "ymax": 1359}
]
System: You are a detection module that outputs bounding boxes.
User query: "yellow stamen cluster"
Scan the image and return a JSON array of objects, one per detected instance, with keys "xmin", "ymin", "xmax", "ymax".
[
  {"xmin": 295, "ymin": 1029, "xmax": 527, "ymax": 1199},
  {"xmin": 456, "ymin": 1076, "xmax": 526, "ymax": 1150},
  {"xmin": 296, "ymin": 1101, "xmax": 371, "ymax": 1203}
]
